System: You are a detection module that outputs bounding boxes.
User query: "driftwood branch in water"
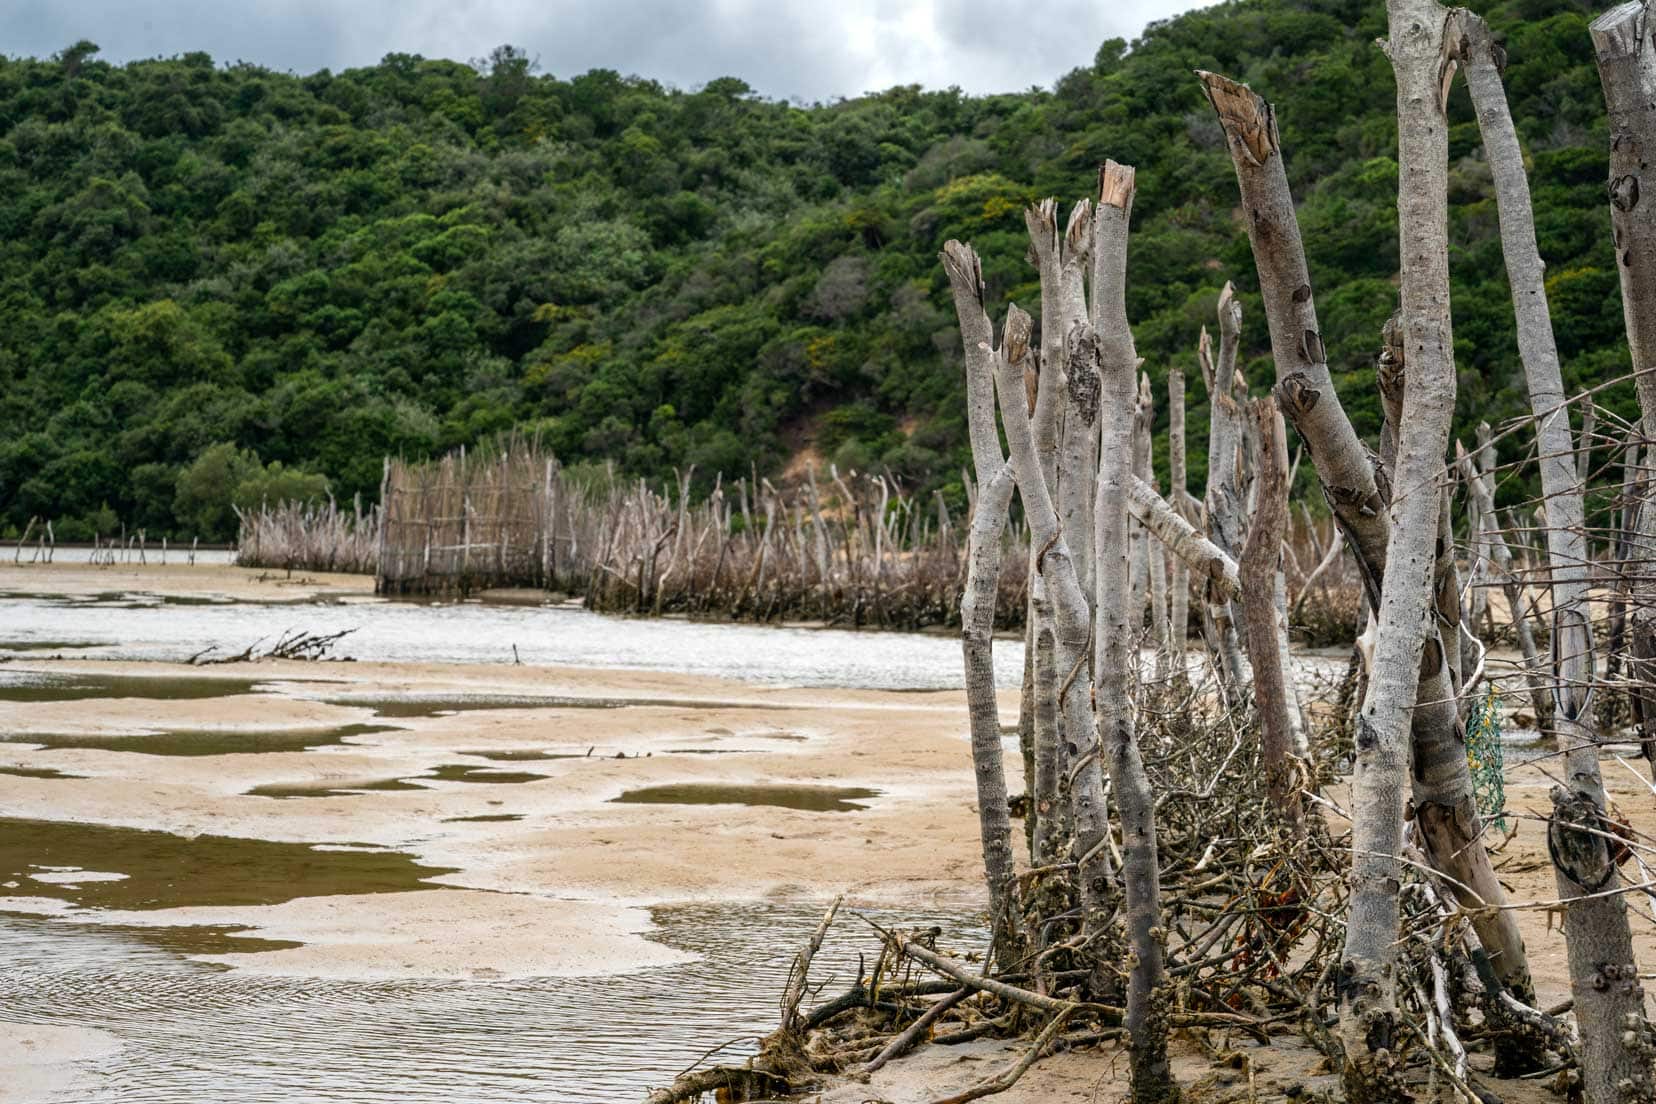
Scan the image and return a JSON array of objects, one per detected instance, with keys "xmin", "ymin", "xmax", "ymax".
[
  {"xmin": 780, "ymin": 894, "xmax": 842, "ymax": 1034},
  {"xmin": 189, "ymin": 627, "xmax": 357, "ymax": 665}
]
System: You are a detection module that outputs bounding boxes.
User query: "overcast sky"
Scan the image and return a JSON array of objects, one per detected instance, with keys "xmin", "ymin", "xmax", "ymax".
[{"xmin": 2, "ymin": 0, "xmax": 1214, "ymax": 102}]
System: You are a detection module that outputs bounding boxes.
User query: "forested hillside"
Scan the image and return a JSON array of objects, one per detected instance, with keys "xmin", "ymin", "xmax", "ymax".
[{"xmin": 0, "ymin": 0, "xmax": 1620, "ymax": 540}]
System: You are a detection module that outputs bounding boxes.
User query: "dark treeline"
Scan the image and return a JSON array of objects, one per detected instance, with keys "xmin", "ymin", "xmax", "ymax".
[{"xmin": 0, "ymin": 0, "xmax": 1623, "ymax": 541}]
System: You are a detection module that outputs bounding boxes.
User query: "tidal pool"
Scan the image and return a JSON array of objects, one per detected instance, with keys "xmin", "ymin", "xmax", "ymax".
[
  {"xmin": 0, "ymin": 817, "xmax": 452, "ymax": 913},
  {"xmin": 0, "ymin": 671, "xmax": 270, "ymax": 703},
  {"xmin": 246, "ymin": 778, "xmax": 432, "ymax": 798},
  {"xmin": 1, "ymin": 724, "xmax": 401, "ymax": 757},
  {"xmin": 0, "ymin": 765, "xmax": 85, "ymax": 779},
  {"xmin": 422, "ymin": 764, "xmax": 549, "ymax": 785},
  {"xmin": 610, "ymin": 783, "xmax": 880, "ymax": 813}
]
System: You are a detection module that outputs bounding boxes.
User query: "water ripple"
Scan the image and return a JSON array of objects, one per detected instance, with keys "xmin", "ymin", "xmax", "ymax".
[{"xmin": 1, "ymin": 902, "xmax": 985, "ymax": 1103}]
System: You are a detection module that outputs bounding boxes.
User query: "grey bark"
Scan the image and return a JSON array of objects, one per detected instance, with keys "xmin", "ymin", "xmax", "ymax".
[
  {"xmin": 1572, "ymin": 6, "xmax": 1656, "ymax": 1097},
  {"xmin": 941, "ymin": 241, "xmax": 1025, "ymax": 966},
  {"xmin": 1032, "ymin": 619, "xmax": 1063, "ymax": 866},
  {"xmin": 1090, "ymin": 159, "xmax": 1177, "ymax": 1104},
  {"xmin": 1274, "ymin": 569, "xmax": 1310, "ymax": 755},
  {"xmin": 1168, "ymin": 369, "xmax": 1192, "ymax": 677},
  {"xmin": 1029, "ymin": 199, "xmax": 1098, "ymax": 605},
  {"xmin": 1132, "ymin": 372, "xmax": 1158, "ymax": 651},
  {"xmin": 1197, "ymin": 71, "xmax": 1390, "ymax": 570},
  {"xmin": 987, "ymin": 300, "xmax": 1116, "ymax": 994},
  {"xmin": 1128, "ymin": 477, "xmax": 1242, "ymax": 601},
  {"xmin": 1338, "ymin": 5, "xmax": 1458, "ymax": 1100},
  {"xmin": 1200, "ymin": 289, "xmax": 1250, "ymax": 687},
  {"xmin": 1200, "ymin": 64, "xmax": 1535, "ymax": 1025},
  {"xmin": 1594, "ymin": 2, "xmax": 1656, "ymax": 439},
  {"xmin": 1240, "ymin": 397, "xmax": 1304, "ymax": 836}
]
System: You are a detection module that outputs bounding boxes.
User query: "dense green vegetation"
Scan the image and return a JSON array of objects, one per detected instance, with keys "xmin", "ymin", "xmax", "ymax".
[{"xmin": 0, "ymin": 0, "xmax": 1625, "ymax": 541}]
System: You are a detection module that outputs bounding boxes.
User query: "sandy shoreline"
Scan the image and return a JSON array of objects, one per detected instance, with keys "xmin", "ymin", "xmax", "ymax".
[
  {"xmin": 3, "ymin": 562, "xmax": 1656, "ymax": 1102},
  {"xmin": 0, "ymin": 562, "xmax": 1008, "ymax": 984}
]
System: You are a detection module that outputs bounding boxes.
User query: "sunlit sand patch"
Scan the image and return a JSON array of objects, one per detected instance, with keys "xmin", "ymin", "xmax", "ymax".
[{"xmin": 66, "ymin": 890, "xmax": 696, "ymax": 980}]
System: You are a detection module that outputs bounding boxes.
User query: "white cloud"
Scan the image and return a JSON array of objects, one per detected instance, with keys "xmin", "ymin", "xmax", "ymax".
[{"xmin": 2, "ymin": 0, "xmax": 1215, "ymax": 101}]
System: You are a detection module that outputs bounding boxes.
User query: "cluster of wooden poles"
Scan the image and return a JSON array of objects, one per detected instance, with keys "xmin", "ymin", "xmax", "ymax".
[
  {"xmin": 263, "ymin": 436, "xmax": 1024, "ymax": 628},
  {"xmin": 235, "ymin": 497, "xmax": 377, "ymax": 574}
]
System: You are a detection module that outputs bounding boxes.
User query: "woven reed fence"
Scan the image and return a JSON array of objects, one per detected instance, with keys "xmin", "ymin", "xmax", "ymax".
[
  {"xmin": 582, "ymin": 464, "xmax": 1027, "ymax": 629},
  {"xmin": 236, "ymin": 497, "xmax": 378, "ymax": 574},
  {"xmin": 356, "ymin": 440, "xmax": 1027, "ymax": 628},
  {"xmin": 374, "ymin": 441, "xmax": 600, "ymax": 597}
]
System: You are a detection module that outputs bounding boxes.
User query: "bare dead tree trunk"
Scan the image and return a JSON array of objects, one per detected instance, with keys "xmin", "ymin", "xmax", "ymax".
[
  {"xmin": 1458, "ymin": 434, "xmax": 1552, "ymax": 735},
  {"xmin": 1199, "ymin": 291, "xmax": 1250, "ymax": 688},
  {"xmin": 1565, "ymin": 6, "xmax": 1656, "ymax": 1096},
  {"xmin": 1200, "ymin": 64, "xmax": 1536, "ymax": 1027},
  {"xmin": 1596, "ymin": 1, "xmax": 1656, "ymax": 799},
  {"xmin": 942, "ymin": 241, "xmax": 1024, "ymax": 967},
  {"xmin": 1091, "ymin": 159, "xmax": 1177, "ymax": 1104},
  {"xmin": 1131, "ymin": 372, "xmax": 1155, "ymax": 642},
  {"xmin": 989, "ymin": 300, "xmax": 1116, "ymax": 994},
  {"xmin": 1032, "ymin": 616, "xmax": 1063, "ymax": 866},
  {"xmin": 1594, "ymin": 2, "xmax": 1656, "ymax": 438},
  {"xmin": 1168, "ymin": 369, "xmax": 1191, "ymax": 678},
  {"xmin": 1028, "ymin": 199, "xmax": 1098, "ymax": 873},
  {"xmin": 1240, "ymin": 397, "xmax": 1303, "ymax": 836},
  {"xmin": 1128, "ymin": 477, "xmax": 1241, "ymax": 601},
  {"xmin": 1336, "ymin": 5, "xmax": 1459, "ymax": 1099},
  {"xmin": 1030, "ymin": 199, "xmax": 1098, "ymax": 604}
]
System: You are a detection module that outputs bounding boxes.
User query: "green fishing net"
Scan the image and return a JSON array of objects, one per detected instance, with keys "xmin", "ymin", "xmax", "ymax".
[{"xmin": 1465, "ymin": 683, "xmax": 1506, "ymax": 830}]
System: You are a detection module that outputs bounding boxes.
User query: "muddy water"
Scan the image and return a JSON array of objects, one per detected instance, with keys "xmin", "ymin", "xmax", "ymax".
[
  {"xmin": 0, "ymin": 765, "xmax": 84, "ymax": 779},
  {"xmin": 0, "ymin": 903, "xmax": 982, "ymax": 1103},
  {"xmin": 0, "ymin": 670, "xmax": 271, "ymax": 702},
  {"xmin": 316, "ymin": 692, "xmax": 770, "ymax": 717},
  {"xmin": 0, "ymin": 818, "xmax": 453, "ymax": 912},
  {"xmin": 1, "ymin": 723, "xmax": 401, "ymax": 756},
  {"xmin": 246, "ymin": 777, "xmax": 433, "ymax": 798},
  {"xmin": 612, "ymin": 783, "xmax": 881, "ymax": 813}
]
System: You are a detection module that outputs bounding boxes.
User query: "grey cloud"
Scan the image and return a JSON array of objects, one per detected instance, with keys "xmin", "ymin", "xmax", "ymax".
[{"xmin": 1, "ymin": 0, "xmax": 1211, "ymax": 102}]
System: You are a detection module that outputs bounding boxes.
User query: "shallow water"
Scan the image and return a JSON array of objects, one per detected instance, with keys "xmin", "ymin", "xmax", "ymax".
[
  {"xmin": 0, "ymin": 765, "xmax": 84, "ymax": 779},
  {"xmin": 5, "ymin": 546, "xmax": 236, "ymax": 566},
  {"xmin": 315, "ymin": 692, "xmax": 769, "ymax": 717},
  {"xmin": 423, "ymin": 764, "xmax": 550, "ymax": 785},
  {"xmin": 0, "ymin": 670, "xmax": 270, "ymax": 703},
  {"xmin": 0, "ymin": 818, "xmax": 450, "ymax": 913},
  {"xmin": 461, "ymin": 749, "xmax": 591, "ymax": 762},
  {"xmin": 0, "ymin": 903, "xmax": 982, "ymax": 1103},
  {"xmin": 246, "ymin": 777, "xmax": 432, "ymax": 798},
  {"xmin": 611, "ymin": 783, "xmax": 880, "ymax": 812},
  {"xmin": 0, "ymin": 589, "xmax": 1020, "ymax": 690},
  {"xmin": 1, "ymin": 724, "xmax": 401, "ymax": 757}
]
